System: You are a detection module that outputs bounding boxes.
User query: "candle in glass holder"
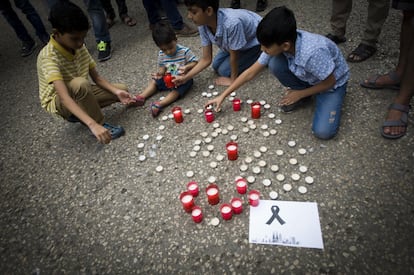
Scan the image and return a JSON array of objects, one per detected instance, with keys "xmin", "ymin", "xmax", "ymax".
[
  {"xmin": 226, "ymin": 141, "xmax": 238, "ymax": 161},
  {"xmin": 248, "ymin": 190, "xmax": 260, "ymax": 207},
  {"xmin": 251, "ymin": 102, "xmax": 261, "ymax": 119},
  {"xmin": 163, "ymin": 72, "xmax": 175, "ymax": 88},
  {"xmin": 206, "ymin": 184, "xmax": 220, "ymax": 205},
  {"xmin": 220, "ymin": 203, "xmax": 233, "ymax": 220},
  {"xmin": 235, "ymin": 178, "xmax": 247, "ymax": 194},
  {"xmin": 231, "ymin": 198, "xmax": 243, "ymax": 214},
  {"xmin": 180, "ymin": 191, "xmax": 194, "ymax": 212},
  {"xmin": 204, "ymin": 109, "xmax": 214, "ymax": 123},
  {"xmin": 172, "ymin": 107, "xmax": 183, "ymax": 123},
  {"xmin": 191, "ymin": 206, "xmax": 203, "ymax": 223},
  {"xmin": 232, "ymin": 98, "xmax": 241, "ymax": 111},
  {"xmin": 187, "ymin": 181, "xmax": 199, "ymax": 197}
]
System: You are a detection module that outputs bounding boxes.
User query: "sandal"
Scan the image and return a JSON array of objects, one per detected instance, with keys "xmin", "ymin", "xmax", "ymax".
[
  {"xmin": 121, "ymin": 15, "xmax": 136, "ymax": 27},
  {"xmin": 130, "ymin": 95, "xmax": 145, "ymax": 107},
  {"xmin": 360, "ymin": 71, "xmax": 400, "ymax": 90},
  {"xmin": 326, "ymin": 33, "xmax": 346, "ymax": 44},
  {"xmin": 103, "ymin": 123, "xmax": 125, "ymax": 139},
  {"xmin": 381, "ymin": 103, "xmax": 410, "ymax": 139},
  {"xmin": 150, "ymin": 102, "xmax": 163, "ymax": 117},
  {"xmin": 347, "ymin": 43, "xmax": 376, "ymax": 63}
]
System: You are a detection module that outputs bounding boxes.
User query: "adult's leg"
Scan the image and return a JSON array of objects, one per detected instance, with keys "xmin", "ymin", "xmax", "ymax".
[
  {"xmin": 0, "ymin": 0, "xmax": 34, "ymax": 44},
  {"xmin": 382, "ymin": 12, "xmax": 414, "ymax": 138},
  {"xmin": 142, "ymin": 0, "xmax": 161, "ymax": 26},
  {"xmin": 83, "ymin": 0, "xmax": 111, "ymax": 43},
  {"xmin": 312, "ymin": 84, "xmax": 347, "ymax": 139},
  {"xmin": 14, "ymin": 0, "xmax": 49, "ymax": 43},
  {"xmin": 159, "ymin": 0, "xmax": 183, "ymax": 30},
  {"xmin": 101, "ymin": 0, "xmax": 116, "ymax": 20},
  {"xmin": 361, "ymin": 0, "xmax": 390, "ymax": 47},
  {"xmin": 115, "ymin": 0, "xmax": 128, "ymax": 18},
  {"xmin": 329, "ymin": 0, "xmax": 352, "ymax": 38}
]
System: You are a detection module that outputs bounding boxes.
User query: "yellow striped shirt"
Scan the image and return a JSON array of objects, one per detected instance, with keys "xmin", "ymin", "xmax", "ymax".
[{"xmin": 37, "ymin": 36, "xmax": 96, "ymax": 114}]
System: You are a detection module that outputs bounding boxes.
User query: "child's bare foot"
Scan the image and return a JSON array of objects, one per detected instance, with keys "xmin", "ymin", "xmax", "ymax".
[{"xmin": 381, "ymin": 103, "xmax": 409, "ymax": 139}]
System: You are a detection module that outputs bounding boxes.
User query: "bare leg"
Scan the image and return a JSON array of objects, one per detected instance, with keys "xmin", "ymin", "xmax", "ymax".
[{"xmin": 158, "ymin": 90, "xmax": 180, "ymax": 108}]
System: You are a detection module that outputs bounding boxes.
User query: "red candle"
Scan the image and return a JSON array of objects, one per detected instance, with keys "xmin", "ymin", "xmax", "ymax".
[
  {"xmin": 191, "ymin": 206, "xmax": 203, "ymax": 223},
  {"xmin": 251, "ymin": 102, "xmax": 261, "ymax": 119},
  {"xmin": 187, "ymin": 181, "xmax": 199, "ymax": 197},
  {"xmin": 172, "ymin": 107, "xmax": 183, "ymax": 123},
  {"xmin": 220, "ymin": 203, "xmax": 233, "ymax": 220},
  {"xmin": 204, "ymin": 109, "xmax": 214, "ymax": 123},
  {"xmin": 226, "ymin": 141, "xmax": 238, "ymax": 161},
  {"xmin": 206, "ymin": 184, "xmax": 220, "ymax": 205},
  {"xmin": 248, "ymin": 190, "xmax": 260, "ymax": 207},
  {"xmin": 235, "ymin": 178, "xmax": 247, "ymax": 194},
  {"xmin": 163, "ymin": 72, "xmax": 175, "ymax": 88},
  {"xmin": 231, "ymin": 198, "xmax": 243, "ymax": 214},
  {"xmin": 232, "ymin": 98, "xmax": 241, "ymax": 111},
  {"xmin": 180, "ymin": 191, "xmax": 194, "ymax": 212}
]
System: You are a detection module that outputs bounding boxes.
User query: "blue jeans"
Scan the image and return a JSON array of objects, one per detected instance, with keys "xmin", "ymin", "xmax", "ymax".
[
  {"xmin": 268, "ymin": 54, "xmax": 347, "ymax": 139},
  {"xmin": 212, "ymin": 45, "xmax": 261, "ymax": 77},
  {"xmin": 142, "ymin": 0, "xmax": 183, "ymax": 30},
  {"xmin": 0, "ymin": 0, "xmax": 49, "ymax": 43},
  {"xmin": 48, "ymin": 0, "xmax": 110, "ymax": 43}
]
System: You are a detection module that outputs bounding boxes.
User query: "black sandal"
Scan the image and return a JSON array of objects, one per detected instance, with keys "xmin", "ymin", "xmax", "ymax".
[{"xmin": 347, "ymin": 43, "xmax": 376, "ymax": 63}]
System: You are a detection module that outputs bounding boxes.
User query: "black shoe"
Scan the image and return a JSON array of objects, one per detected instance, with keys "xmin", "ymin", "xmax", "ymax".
[
  {"xmin": 97, "ymin": 41, "xmax": 111, "ymax": 62},
  {"xmin": 67, "ymin": 115, "xmax": 81, "ymax": 123},
  {"xmin": 21, "ymin": 40, "xmax": 36, "ymax": 57},
  {"xmin": 256, "ymin": 0, "xmax": 267, "ymax": 12},
  {"xmin": 326, "ymin": 33, "xmax": 346, "ymax": 44},
  {"xmin": 280, "ymin": 96, "xmax": 312, "ymax": 113},
  {"xmin": 230, "ymin": 0, "xmax": 240, "ymax": 9}
]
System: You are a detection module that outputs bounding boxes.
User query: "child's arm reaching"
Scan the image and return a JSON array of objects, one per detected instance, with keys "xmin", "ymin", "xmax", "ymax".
[{"xmin": 279, "ymin": 73, "xmax": 336, "ymax": 106}]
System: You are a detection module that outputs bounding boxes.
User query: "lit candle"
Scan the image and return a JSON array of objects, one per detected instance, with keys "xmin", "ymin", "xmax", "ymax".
[
  {"xmin": 163, "ymin": 72, "xmax": 175, "ymax": 88},
  {"xmin": 220, "ymin": 203, "xmax": 233, "ymax": 220},
  {"xmin": 187, "ymin": 181, "xmax": 199, "ymax": 197},
  {"xmin": 248, "ymin": 190, "xmax": 260, "ymax": 207},
  {"xmin": 232, "ymin": 98, "xmax": 241, "ymax": 111},
  {"xmin": 235, "ymin": 178, "xmax": 247, "ymax": 194},
  {"xmin": 206, "ymin": 184, "xmax": 220, "ymax": 205},
  {"xmin": 231, "ymin": 198, "xmax": 243, "ymax": 214},
  {"xmin": 191, "ymin": 206, "xmax": 203, "ymax": 223},
  {"xmin": 179, "ymin": 191, "xmax": 194, "ymax": 212},
  {"xmin": 204, "ymin": 109, "xmax": 214, "ymax": 123},
  {"xmin": 226, "ymin": 141, "xmax": 238, "ymax": 161},
  {"xmin": 172, "ymin": 107, "xmax": 183, "ymax": 123},
  {"xmin": 251, "ymin": 102, "xmax": 261, "ymax": 119}
]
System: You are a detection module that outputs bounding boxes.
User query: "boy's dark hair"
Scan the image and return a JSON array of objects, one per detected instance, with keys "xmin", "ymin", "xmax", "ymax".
[
  {"xmin": 257, "ymin": 6, "xmax": 297, "ymax": 47},
  {"xmin": 49, "ymin": 0, "xmax": 89, "ymax": 33},
  {"xmin": 184, "ymin": 0, "xmax": 219, "ymax": 13},
  {"xmin": 152, "ymin": 22, "xmax": 177, "ymax": 47}
]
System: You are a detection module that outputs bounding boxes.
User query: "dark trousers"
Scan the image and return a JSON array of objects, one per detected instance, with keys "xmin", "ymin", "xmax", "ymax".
[
  {"xmin": 142, "ymin": 0, "xmax": 183, "ymax": 30},
  {"xmin": 101, "ymin": 0, "xmax": 128, "ymax": 19}
]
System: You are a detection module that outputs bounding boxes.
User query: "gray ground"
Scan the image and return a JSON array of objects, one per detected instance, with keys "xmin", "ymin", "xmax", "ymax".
[{"xmin": 1, "ymin": 0, "xmax": 413, "ymax": 274}]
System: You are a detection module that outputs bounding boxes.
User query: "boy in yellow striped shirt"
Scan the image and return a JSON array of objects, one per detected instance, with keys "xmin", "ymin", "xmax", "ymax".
[{"xmin": 37, "ymin": 0, "xmax": 136, "ymax": 144}]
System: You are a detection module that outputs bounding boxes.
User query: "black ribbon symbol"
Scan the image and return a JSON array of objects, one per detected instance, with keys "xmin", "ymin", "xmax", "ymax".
[{"xmin": 266, "ymin": 205, "xmax": 286, "ymax": 225}]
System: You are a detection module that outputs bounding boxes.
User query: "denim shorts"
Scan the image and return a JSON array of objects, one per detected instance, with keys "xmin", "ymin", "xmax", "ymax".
[{"xmin": 155, "ymin": 77, "xmax": 193, "ymax": 98}]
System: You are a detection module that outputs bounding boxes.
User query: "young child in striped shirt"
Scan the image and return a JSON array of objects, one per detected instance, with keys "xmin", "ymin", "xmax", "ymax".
[{"xmin": 134, "ymin": 22, "xmax": 198, "ymax": 117}]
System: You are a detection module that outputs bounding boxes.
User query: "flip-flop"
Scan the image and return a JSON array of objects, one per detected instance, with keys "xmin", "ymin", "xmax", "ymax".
[
  {"xmin": 360, "ymin": 71, "xmax": 400, "ymax": 90},
  {"xmin": 380, "ymin": 103, "xmax": 409, "ymax": 139},
  {"xmin": 347, "ymin": 43, "xmax": 376, "ymax": 63},
  {"xmin": 121, "ymin": 15, "xmax": 136, "ymax": 27}
]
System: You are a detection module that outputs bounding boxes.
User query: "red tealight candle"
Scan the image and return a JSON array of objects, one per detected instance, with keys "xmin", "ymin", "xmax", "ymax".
[
  {"xmin": 172, "ymin": 107, "xmax": 183, "ymax": 123},
  {"xmin": 191, "ymin": 206, "xmax": 203, "ymax": 223},
  {"xmin": 204, "ymin": 109, "xmax": 214, "ymax": 123},
  {"xmin": 235, "ymin": 178, "xmax": 247, "ymax": 194},
  {"xmin": 248, "ymin": 190, "xmax": 260, "ymax": 207},
  {"xmin": 206, "ymin": 184, "xmax": 220, "ymax": 205},
  {"xmin": 163, "ymin": 72, "xmax": 175, "ymax": 88},
  {"xmin": 226, "ymin": 141, "xmax": 238, "ymax": 161},
  {"xmin": 231, "ymin": 198, "xmax": 243, "ymax": 214},
  {"xmin": 232, "ymin": 98, "xmax": 241, "ymax": 111},
  {"xmin": 251, "ymin": 102, "xmax": 261, "ymax": 119},
  {"xmin": 180, "ymin": 191, "xmax": 195, "ymax": 212},
  {"xmin": 187, "ymin": 181, "xmax": 199, "ymax": 197},
  {"xmin": 220, "ymin": 203, "xmax": 233, "ymax": 220}
]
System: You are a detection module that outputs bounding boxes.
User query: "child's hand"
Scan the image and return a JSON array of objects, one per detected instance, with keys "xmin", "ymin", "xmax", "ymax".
[
  {"xmin": 115, "ymin": 89, "xmax": 136, "ymax": 105},
  {"xmin": 279, "ymin": 89, "xmax": 302, "ymax": 106},
  {"xmin": 89, "ymin": 122, "xmax": 112, "ymax": 144},
  {"xmin": 205, "ymin": 95, "xmax": 225, "ymax": 112}
]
